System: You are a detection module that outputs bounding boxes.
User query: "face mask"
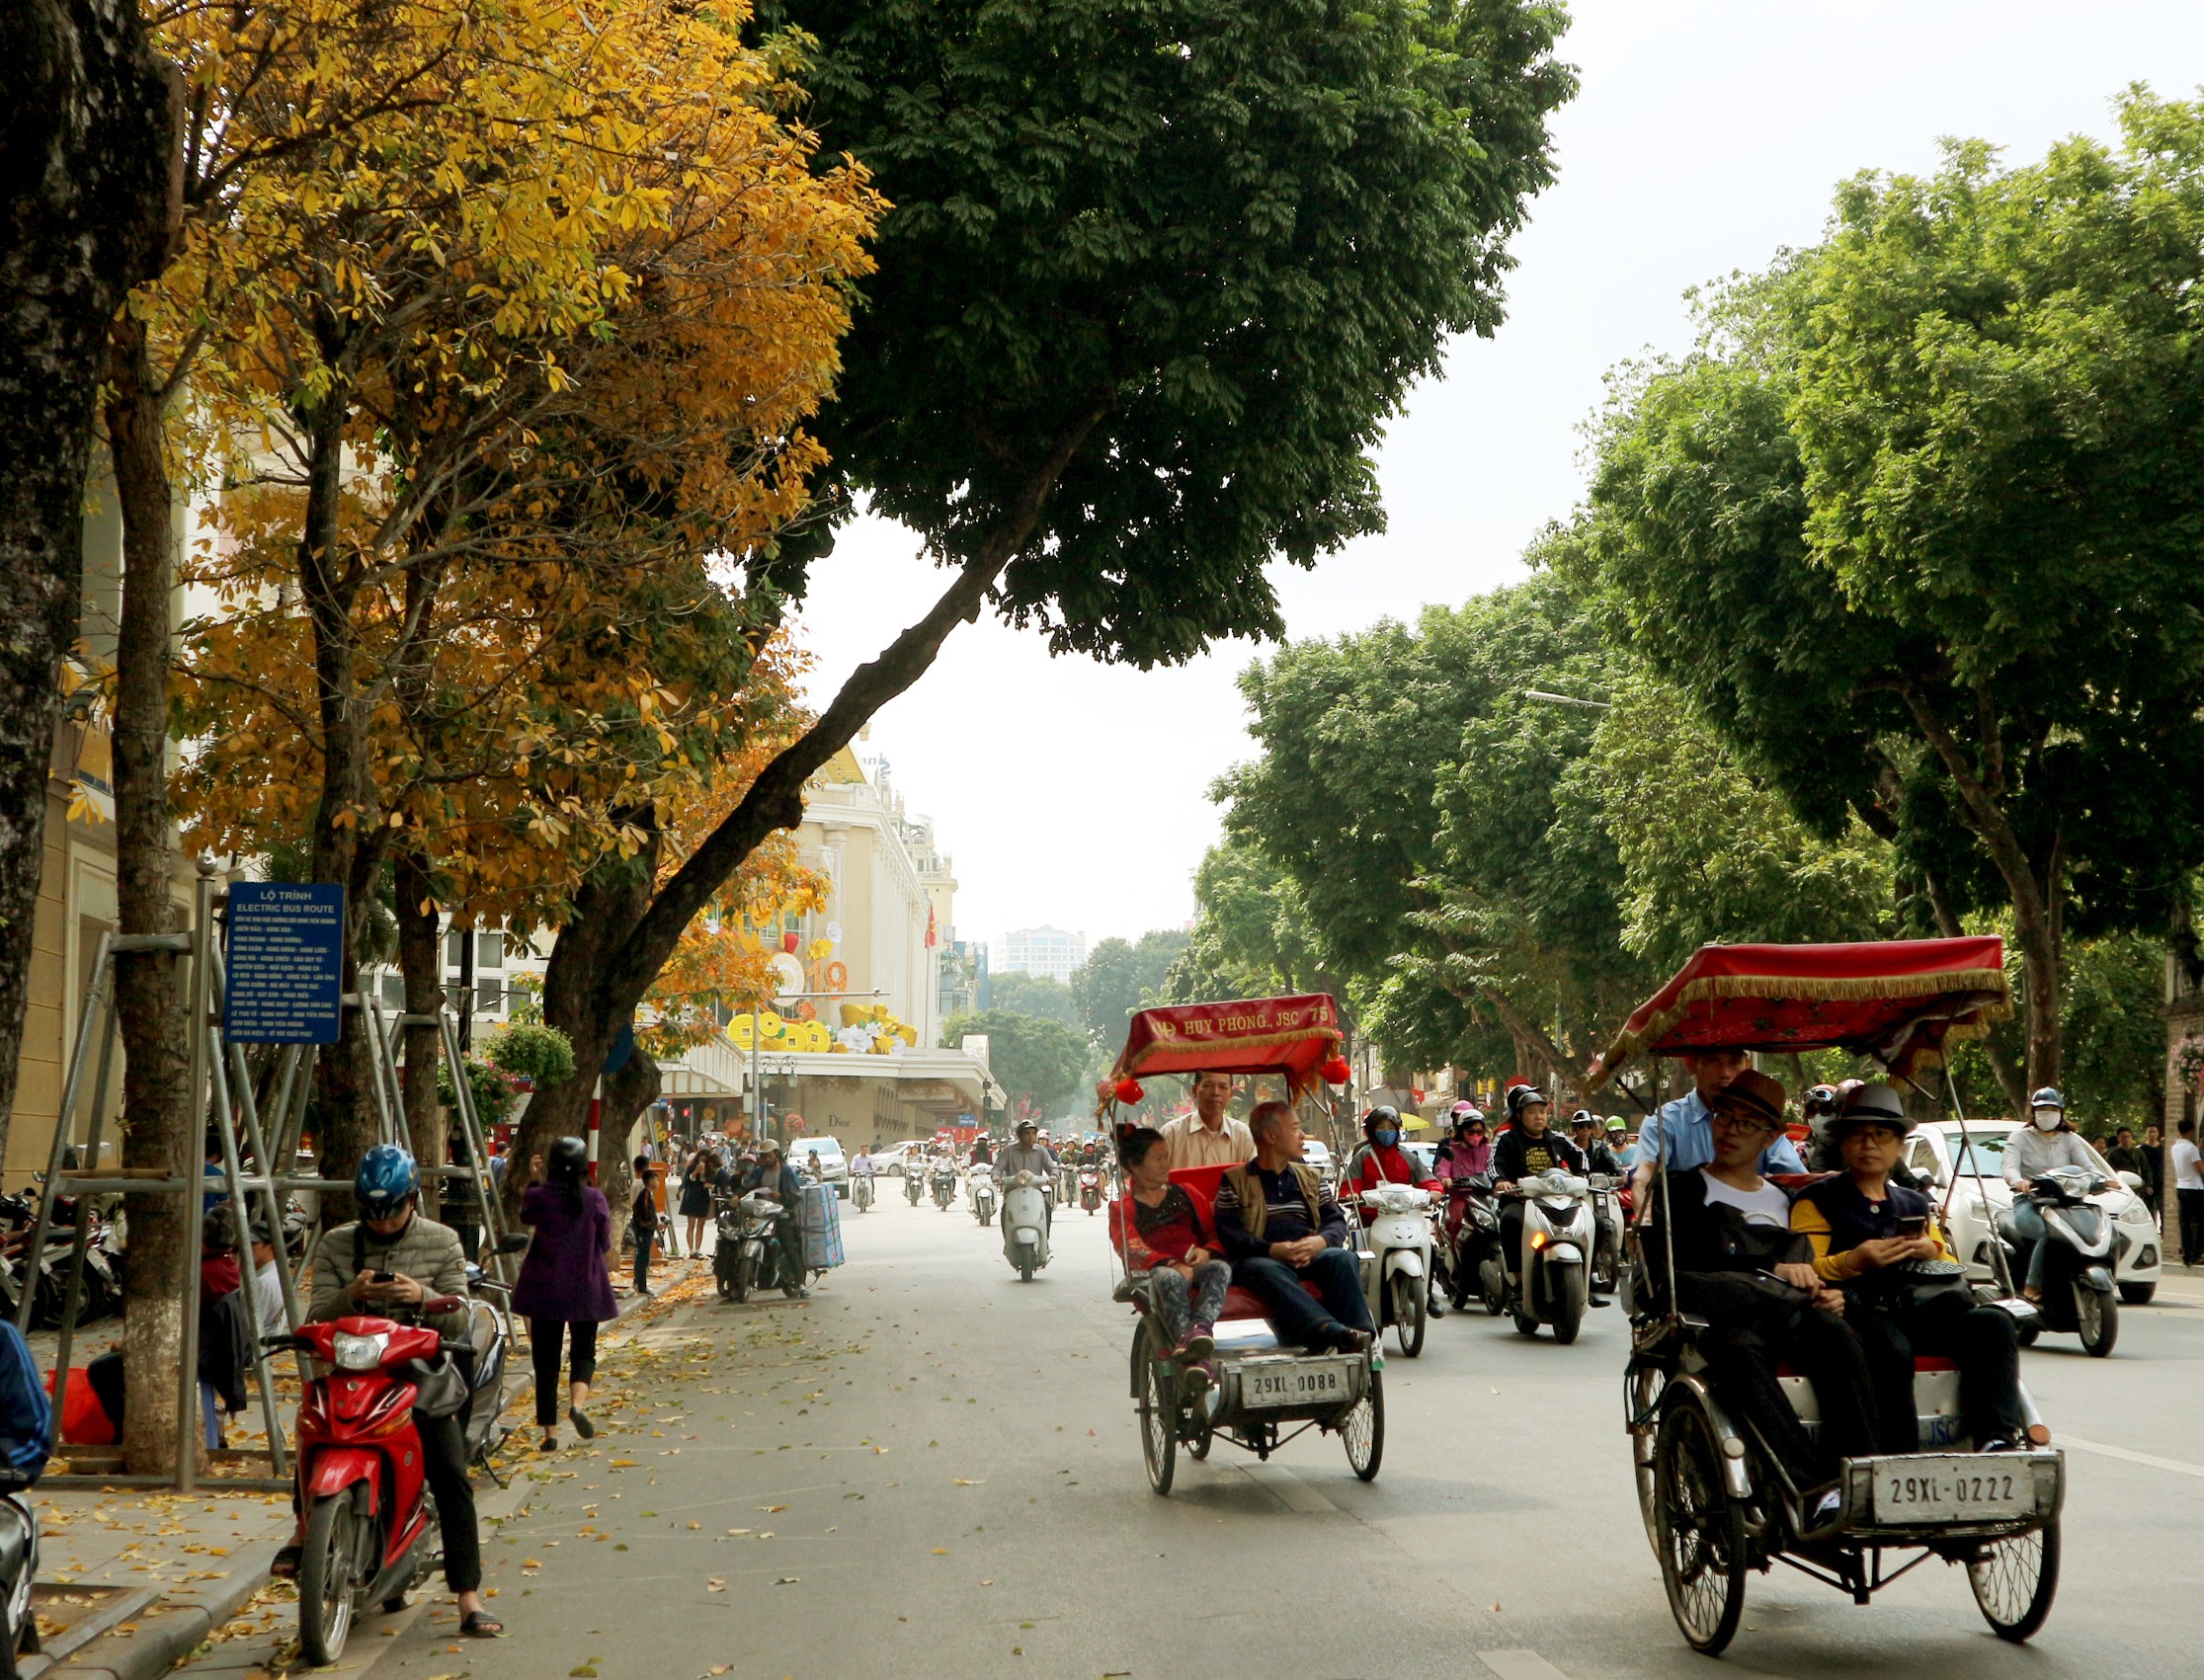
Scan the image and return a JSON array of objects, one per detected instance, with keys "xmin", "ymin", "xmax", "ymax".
[
  {"xmin": 1372, "ymin": 1129, "xmax": 1398, "ymax": 1149},
  {"xmin": 2032, "ymin": 1108, "xmax": 2062, "ymax": 1133}
]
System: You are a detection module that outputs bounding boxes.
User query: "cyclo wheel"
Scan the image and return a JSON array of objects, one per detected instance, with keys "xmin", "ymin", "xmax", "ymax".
[
  {"xmin": 1970, "ymin": 1521, "xmax": 2059, "ymax": 1641},
  {"xmin": 1653, "ymin": 1399, "xmax": 1748, "ymax": 1656},
  {"xmin": 296, "ymin": 1490, "xmax": 366, "ymax": 1667},
  {"xmin": 1135, "ymin": 1334, "xmax": 1179, "ymax": 1496},
  {"xmin": 1341, "ymin": 1365, "xmax": 1384, "ymax": 1481},
  {"xmin": 1628, "ymin": 1363, "xmax": 1667, "ymax": 1553},
  {"xmin": 1389, "ymin": 1274, "xmax": 1426, "ymax": 1358}
]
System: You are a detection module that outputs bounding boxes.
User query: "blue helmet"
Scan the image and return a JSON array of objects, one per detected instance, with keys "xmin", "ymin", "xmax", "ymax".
[{"xmin": 356, "ymin": 1144, "xmax": 420, "ymax": 1217}]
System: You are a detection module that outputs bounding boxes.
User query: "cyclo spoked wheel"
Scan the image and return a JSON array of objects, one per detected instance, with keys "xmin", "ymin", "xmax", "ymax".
[
  {"xmin": 1137, "ymin": 1341, "xmax": 1179, "ymax": 1495},
  {"xmin": 1653, "ymin": 1400, "xmax": 1748, "ymax": 1655},
  {"xmin": 1629, "ymin": 1364, "xmax": 1667, "ymax": 1553},
  {"xmin": 297, "ymin": 1489, "xmax": 367, "ymax": 1666},
  {"xmin": 1390, "ymin": 1274, "xmax": 1426, "ymax": 1358},
  {"xmin": 1970, "ymin": 1521, "xmax": 2059, "ymax": 1641},
  {"xmin": 1341, "ymin": 1365, "xmax": 1383, "ymax": 1481}
]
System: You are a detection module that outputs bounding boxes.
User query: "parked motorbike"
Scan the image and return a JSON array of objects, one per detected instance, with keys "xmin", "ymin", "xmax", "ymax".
[
  {"xmin": 852, "ymin": 1171, "xmax": 874, "ymax": 1213},
  {"xmin": 268, "ymin": 1303, "xmax": 474, "ymax": 1665},
  {"xmin": 930, "ymin": 1163, "xmax": 959, "ymax": 1211},
  {"xmin": 1353, "ymin": 1184, "xmax": 1436, "ymax": 1357},
  {"xmin": 969, "ymin": 1166, "xmax": 997, "ymax": 1225},
  {"xmin": 1001, "ymin": 1170, "xmax": 1051, "ymax": 1282},
  {"xmin": 1496, "ymin": 1167, "xmax": 1595, "ymax": 1343},
  {"xmin": 0, "ymin": 1476, "xmax": 39, "ymax": 1678},
  {"xmin": 715, "ymin": 1192, "xmax": 786, "ymax": 1303},
  {"xmin": 1078, "ymin": 1166, "xmax": 1103, "ymax": 1215},
  {"xmin": 2004, "ymin": 1166, "xmax": 2119, "ymax": 1357}
]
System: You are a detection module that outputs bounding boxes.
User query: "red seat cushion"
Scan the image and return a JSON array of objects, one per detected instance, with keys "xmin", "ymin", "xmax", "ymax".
[{"xmin": 1220, "ymin": 1280, "xmax": 1326, "ymax": 1320}]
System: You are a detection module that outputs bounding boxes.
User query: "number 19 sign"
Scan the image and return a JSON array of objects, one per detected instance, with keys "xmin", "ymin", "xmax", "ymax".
[{"xmin": 224, "ymin": 883, "xmax": 347, "ymax": 1045}]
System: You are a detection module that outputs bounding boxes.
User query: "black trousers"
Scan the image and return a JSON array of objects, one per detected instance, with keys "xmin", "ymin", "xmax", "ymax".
[
  {"xmin": 633, "ymin": 1223, "xmax": 654, "ymax": 1293},
  {"xmin": 530, "ymin": 1318, "xmax": 599, "ymax": 1426},
  {"xmin": 1698, "ymin": 1306, "xmax": 1878, "ymax": 1490},
  {"xmin": 1849, "ymin": 1297, "xmax": 2023, "ymax": 1452},
  {"xmin": 2179, "ymin": 1188, "xmax": 2204, "ymax": 1265},
  {"xmin": 414, "ymin": 1406, "xmax": 480, "ymax": 1594}
]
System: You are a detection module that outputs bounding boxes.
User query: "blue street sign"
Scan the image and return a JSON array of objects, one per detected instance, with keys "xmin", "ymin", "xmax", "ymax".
[{"xmin": 224, "ymin": 883, "xmax": 346, "ymax": 1044}]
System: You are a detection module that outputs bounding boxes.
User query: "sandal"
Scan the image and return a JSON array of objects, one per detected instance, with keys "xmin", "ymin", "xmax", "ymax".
[
  {"xmin": 460, "ymin": 1610, "xmax": 505, "ymax": 1638},
  {"xmin": 568, "ymin": 1405, "xmax": 595, "ymax": 1440}
]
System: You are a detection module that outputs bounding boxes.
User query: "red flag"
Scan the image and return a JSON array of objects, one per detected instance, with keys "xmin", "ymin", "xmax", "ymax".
[{"xmin": 926, "ymin": 904, "xmax": 938, "ymax": 948}]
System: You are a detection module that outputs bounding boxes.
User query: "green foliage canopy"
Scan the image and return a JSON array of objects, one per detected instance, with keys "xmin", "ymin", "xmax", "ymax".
[
  {"xmin": 1073, "ymin": 929, "xmax": 1190, "ymax": 1043},
  {"xmin": 941, "ymin": 1006, "xmax": 1091, "ymax": 1118}
]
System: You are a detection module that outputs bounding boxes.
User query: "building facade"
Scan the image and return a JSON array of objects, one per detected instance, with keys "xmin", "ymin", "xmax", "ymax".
[{"xmin": 999, "ymin": 924, "xmax": 1087, "ymax": 985}]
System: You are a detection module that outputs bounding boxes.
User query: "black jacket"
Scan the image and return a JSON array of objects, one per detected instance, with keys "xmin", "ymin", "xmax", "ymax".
[
  {"xmin": 1492, "ymin": 1127, "xmax": 1586, "ymax": 1182},
  {"xmin": 1640, "ymin": 1168, "xmax": 1815, "ymax": 1327}
]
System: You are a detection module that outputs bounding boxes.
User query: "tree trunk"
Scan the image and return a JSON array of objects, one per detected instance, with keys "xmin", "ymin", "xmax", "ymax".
[
  {"xmin": 105, "ymin": 309, "xmax": 198, "ymax": 1474},
  {"xmin": 1917, "ymin": 862, "xmax": 2026, "ymax": 1116},
  {"xmin": 393, "ymin": 846, "xmax": 444, "ymax": 1165},
  {"xmin": 0, "ymin": 0, "xmax": 174, "ymax": 1179}
]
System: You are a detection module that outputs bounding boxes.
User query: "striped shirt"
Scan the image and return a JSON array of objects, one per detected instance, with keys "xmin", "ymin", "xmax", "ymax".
[{"xmin": 1213, "ymin": 1163, "xmax": 1348, "ymax": 1260}]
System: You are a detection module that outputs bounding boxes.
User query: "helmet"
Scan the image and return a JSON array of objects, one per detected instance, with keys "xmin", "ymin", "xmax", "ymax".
[
  {"xmin": 1802, "ymin": 1084, "xmax": 1840, "ymax": 1119},
  {"xmin": 1362, "ymin": 1105, "xmax": 1401, "ymax": 1137},
  {"xmin": 355, "ymin": 1144, "xmax": 420, "ymax": 1217},
  {"xmin": 547, "ymin": 1136, "xmax": 589, "ymax": 1179},
  {"xmin": 1451, "ymin": 1105, "xmax": 1486, "ymax": 1135},
  {"xmin": 1829, "ymin": 1082, "xmax": 1914, "ymax": 1137},
  {"xmin": 1507, "ymin": 1083, "xmax": 1548, "ymax": 1120},
  {"xmin": 1569, "ymin": 1108, "xmax": 1596, "ymax": 1129},
  {"xmin": 2029, "ymin": 1086, "xmax": 2066, "ymax": 1112}
]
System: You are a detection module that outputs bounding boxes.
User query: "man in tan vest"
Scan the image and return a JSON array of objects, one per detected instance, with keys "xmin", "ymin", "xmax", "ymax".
[{"xmin": 1211, "ymin": 1102, "xmax": 1371, "ymax": 1353}]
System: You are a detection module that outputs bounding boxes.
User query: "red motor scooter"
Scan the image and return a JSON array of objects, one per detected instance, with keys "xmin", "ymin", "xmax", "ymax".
[{"xmin": 270, "ymin": 1305, "xmax": 468, "ymax": 1665}]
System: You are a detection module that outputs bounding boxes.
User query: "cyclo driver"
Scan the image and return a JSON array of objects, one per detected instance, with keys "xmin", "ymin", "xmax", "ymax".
[
  {"xmin": 280, "ymin": 1146, "xmax": 501, "ymax": 1638},
  {"xmin": 1490, "ymin": 1085, "xmax": 1587, "ymax": 1304}
]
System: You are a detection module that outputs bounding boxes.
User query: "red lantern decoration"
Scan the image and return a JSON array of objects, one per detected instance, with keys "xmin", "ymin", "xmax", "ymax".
[
  {"xmin": 1320, "ymin": 1055, "xmax": 1351, "ymax": 1085},
  {"xmin": 1113, "ymin": 1078, "xmax": 1145, "ymax": 1105},
  {"xmin": 782, "ymin": 930, "xmax": 800, "ymax": 954}
]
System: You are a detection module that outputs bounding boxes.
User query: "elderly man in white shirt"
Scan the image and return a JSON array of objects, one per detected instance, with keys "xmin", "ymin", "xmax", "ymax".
[{"xmin": 1162, "ymin": 1072, "xmax": 1257, "ymax": 1170}]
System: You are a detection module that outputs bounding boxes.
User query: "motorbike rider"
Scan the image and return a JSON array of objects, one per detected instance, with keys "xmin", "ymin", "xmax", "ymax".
[
  {"xmin": 1571, "ymin": 1110, "xmax": 1625, "ymax": 1175},
  {"xmin": 1345, "ymin": 1106, "xmax": 1446, "ymax": 1319},
  {"xmin": 283, "ymin": 1146, "xmax": 501, "ymax": 1637},
  {"xmin": 754, "ymin": 1146, "xmax": 810, "ymax": 1298},
  {"xmin": 1490, "ymin": 1086, "xmax": 1589, "ymax": 1292},
  {"xmin": 1434, "ymin": 1107, "xmax": 1493, "ymax": 1240},
  {"xmin": 1801, "ymin": 1084, "xmax": 1843, "ymax": 1171},
  {"xmin": 1998, "ymin": 1087, "xmax": 2097, "ymax": 1302},
  {"xmin": 994, "ymin": 1120, "xmax": 1060, "ymax": 1239}
]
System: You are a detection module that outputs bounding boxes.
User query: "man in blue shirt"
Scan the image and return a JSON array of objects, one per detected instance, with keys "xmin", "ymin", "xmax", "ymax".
[{"xmin": 1630, "ymin": 1051, "xmax": 1804, "ymax": 1200}]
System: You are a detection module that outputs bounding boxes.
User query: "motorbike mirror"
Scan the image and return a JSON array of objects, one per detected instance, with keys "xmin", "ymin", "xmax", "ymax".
[
  {"xmin": 495, "ymin": 1232, "xmax": 531, "ymax": 1254},
  {"xmin": 2113, "ymin": 1168, "xmax": 2144, "ymax": 1192}
]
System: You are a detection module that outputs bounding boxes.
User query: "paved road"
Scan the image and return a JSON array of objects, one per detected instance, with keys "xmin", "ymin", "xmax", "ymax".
[{"xmin": 181, "ymin": 1183, "xmax": 2204, "ymax": 1680}]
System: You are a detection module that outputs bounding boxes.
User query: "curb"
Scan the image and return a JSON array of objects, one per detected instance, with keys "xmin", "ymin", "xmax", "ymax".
[{"xmin": 30, "ymin": 1563, "xmax": 273, "ymax": 1680}]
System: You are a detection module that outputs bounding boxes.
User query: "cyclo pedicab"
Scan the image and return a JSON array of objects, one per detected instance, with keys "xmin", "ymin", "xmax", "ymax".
[
  {"xmin": 1101, "ymin": 995, "xmax": 1382, "ymax": 1496},
  {"xmin": 1589, "ymin": 937, "xmax": 2063, "ymax": 1655}
]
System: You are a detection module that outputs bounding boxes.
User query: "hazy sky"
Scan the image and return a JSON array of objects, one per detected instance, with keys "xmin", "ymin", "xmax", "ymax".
[{"xmin": 792, "ymin": 1, "xmax": 2204, "ymax": 956}]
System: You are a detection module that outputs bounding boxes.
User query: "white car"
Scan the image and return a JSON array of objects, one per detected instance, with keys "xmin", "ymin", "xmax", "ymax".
[
  {"xmin": 1904, "ymin": 1120, "xmax": 2163, "ymax": 1304},
  {"xmin": 788, "ymin": 1135, "xmax": 850, "ymax": 1198},
  {"xmin": 1302, "ymin": 1139, "xmax": 1337, "ymax": 1186}
]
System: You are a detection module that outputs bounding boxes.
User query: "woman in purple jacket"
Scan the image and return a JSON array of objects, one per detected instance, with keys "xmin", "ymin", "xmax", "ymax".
[{"xmin": 511, "ymin": 1137, "xmax": 617, "ymax": 1451}]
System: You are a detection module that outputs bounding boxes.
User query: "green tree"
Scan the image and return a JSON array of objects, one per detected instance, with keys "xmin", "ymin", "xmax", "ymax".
[
  {"xmin": 986, "ymin": 971, "xmax": 1084, "ymax": 1031},
  {"xmin": 1165, "ymin": 840, "xmax": 1334, "ymax": 1004},
  {"xmin": 1585, "ymin": 666, "xmax": 1897, "ymax": 968},
  {"xmin": 942, "ymin": 1008, "xmax": 1090, "ymax": 1119},
  {"xmin": 1222, "ymin": 569, "xmax": 1647, "ymax": 1091},
  {"xmin": 1073, "ymin": 930, "xmax": 1191, "ymax": 1042},
  {"xmin": 508, "ymin": 0, "xmax": 1577, "ymax": 1176},
  {"xmin": 1572, "ymin": 93, "xmax": 2204, "ymax": 1093}
]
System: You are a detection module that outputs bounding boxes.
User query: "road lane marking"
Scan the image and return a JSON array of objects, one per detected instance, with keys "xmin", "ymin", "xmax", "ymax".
[
  {"xmin": 1479, "ymin": 1651, "xmax": 1571, "ymax": 1680},
  {"xmin": 1243, "ymin": 1463, "xmax": 1338, "ymax": 1513},
  {"xmin": 2061, "ymin": 1435, "xmax": 2204, "ymax": 1479}
]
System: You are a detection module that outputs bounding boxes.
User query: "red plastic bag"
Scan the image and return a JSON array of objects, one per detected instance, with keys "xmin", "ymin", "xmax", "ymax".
[{"xmin": 44, "ymin": 1368, "xmax": 116, "ymax": 1447}]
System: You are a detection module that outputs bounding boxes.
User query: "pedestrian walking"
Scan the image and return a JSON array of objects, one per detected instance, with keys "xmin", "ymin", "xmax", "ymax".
[
  {"xmin": 511, "ymin": 1137, "xmax": 618, "ymax": 1452},
  {"xmin": 2173, "ymin": 1119, "xmax": 2204, "ymax": 1267},
  {"xmin": 630, "ymin": 1154, "xmax": 662, "ymax": 1296},
  {"xmin": 679, "ymin": 1148, "xmax": 714, "ymax": 1257}
]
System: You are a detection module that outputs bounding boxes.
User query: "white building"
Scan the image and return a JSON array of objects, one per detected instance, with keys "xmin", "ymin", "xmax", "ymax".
[{"xmin": 998, "ymin": 924, "xmax": 1087, "ymax": 985}]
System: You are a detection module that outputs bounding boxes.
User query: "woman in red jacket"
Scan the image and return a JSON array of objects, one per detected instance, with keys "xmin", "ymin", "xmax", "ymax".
[
  {"xmin": 1113, "ymin": 1126, "xmax": 1228, "ymax": 1388},
  {"xmin": 1344, "ymin": 1106, "xmax": 1441, "ymax": 1198}
]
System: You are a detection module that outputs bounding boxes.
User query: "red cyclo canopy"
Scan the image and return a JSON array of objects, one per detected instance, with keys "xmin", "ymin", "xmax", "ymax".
[
  {"xmin": 1588, "ymin": 936, "xmax": 2009, "ymax": 1088},
  {"xmin": 1110, "ymin": 994, "xmax": 1343, "ymax": 1088}
]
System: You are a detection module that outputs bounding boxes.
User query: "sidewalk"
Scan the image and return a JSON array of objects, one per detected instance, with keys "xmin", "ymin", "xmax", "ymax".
[{"xmin": 21, "ymin": 1253, "xmax": 728, "ymax": 1680}]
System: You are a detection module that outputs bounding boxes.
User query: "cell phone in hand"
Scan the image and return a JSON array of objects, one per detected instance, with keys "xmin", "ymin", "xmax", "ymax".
[
  {"xmin": 1894, "ymin": 1215, "xmax": 1926, "ymax": 1238},
  {"xmin": 371, "ymin": 1270, "xmax": 397, "ymax": 1284}
]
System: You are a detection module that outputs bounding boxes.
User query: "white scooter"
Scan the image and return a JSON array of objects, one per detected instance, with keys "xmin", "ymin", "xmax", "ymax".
[
  {"xmin": 852, "ymin": 1169, "xmax": 874, "ymax": 1212},
  {"xmin": 969, "ymin": 1164, "xmax": 998, "ymax": 1225},
  {"xmin": 1500, "ymin": 1168, "xmax": 1595, "ymax": 1343},
  {"xmin": 1001, "ymin": 1169, "xmax": 1051, "ymax": 1281},
  {"xmin": 1353, "ymin": 1183, "xmax": 1436, "ymax": 1357}
]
